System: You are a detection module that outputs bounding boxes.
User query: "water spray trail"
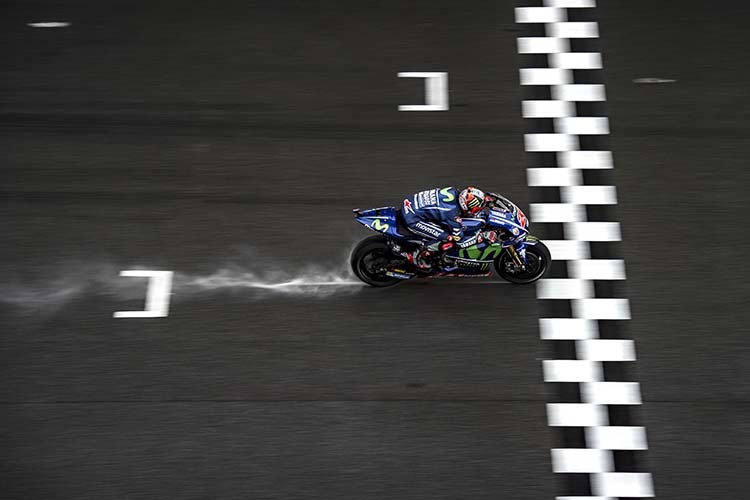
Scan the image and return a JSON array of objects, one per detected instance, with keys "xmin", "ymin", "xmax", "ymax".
[
  {"xmin": 0, "ymin": 246, "xmax": 365, "ymax": 311},
  {"xmin": 175, "ymin": 242, "xmax": 365, "ymax": 298},
  {"xmin": 177, "ymin": 260, "xmax": 363, "ymax": 298}
]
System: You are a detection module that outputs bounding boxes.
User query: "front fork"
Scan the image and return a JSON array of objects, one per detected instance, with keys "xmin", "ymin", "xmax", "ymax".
[{"xmin": 507, "ymin": 244, "xmax": 528, "ymax": 270}]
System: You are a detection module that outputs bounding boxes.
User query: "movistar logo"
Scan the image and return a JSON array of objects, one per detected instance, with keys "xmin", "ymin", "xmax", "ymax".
[
  {"xmin": 415, "ymin": 222, "xmax": 442, "ymax": 237},
  {"xmin": 440, "ymin": 187, "xmax": 455, "ymax": 203}
]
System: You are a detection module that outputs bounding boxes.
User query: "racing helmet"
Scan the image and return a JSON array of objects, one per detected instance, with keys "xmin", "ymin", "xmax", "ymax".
[{"xmin": 458, "ymin": 187, "xmax": 486, "ymax": 216}]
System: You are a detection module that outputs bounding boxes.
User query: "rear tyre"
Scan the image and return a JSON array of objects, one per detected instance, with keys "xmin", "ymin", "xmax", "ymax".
[
  {"xmin": 494, "ymin": 241, "xmax": 551, "ymax": 284},
  {"xmin": 350, "ymin": 236, "xmax": 404, "ymax": 287}
]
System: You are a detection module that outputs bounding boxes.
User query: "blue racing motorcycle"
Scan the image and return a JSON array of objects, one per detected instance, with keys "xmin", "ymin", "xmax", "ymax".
[{"xmin": 351, "ymin": 193, "xmax": 551, "ymax": 287}]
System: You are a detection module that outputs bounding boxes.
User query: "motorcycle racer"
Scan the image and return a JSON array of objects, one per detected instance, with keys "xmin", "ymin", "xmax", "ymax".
[{"xmin": 401, "ymin": 186, "xmax": 494, "ymax": 269}]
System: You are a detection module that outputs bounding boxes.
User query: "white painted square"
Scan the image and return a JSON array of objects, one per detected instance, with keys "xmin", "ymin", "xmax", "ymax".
[
  {"xmin": 539, "ymin": 318, "xmax": 598, "ymax": 340},
  {"xmin": 520, "ymin": 68, "xmax": 572, "ymax": 85},
  {"xmin": 515, "ymin": 7, "xmax": 564, "ymax": 23},
  {"xmin": 573, "ymin": 298, "xmax": 631, "ymax": 320},
  {"xmin": 548, "ymin": 21, "xmax": 599, "ymax": 38},
  {"xmin": 558, "ymin": 150, "xmax": 613, "ymax": 169},
  {"xmin": 544, "ymin": 240, "xmax": 591, "ymax": 261},
  {"xmin": 577, "ymin": 339, "xmax": 636, "ymax": 361},
  {"xmin": 551, "ymin": 448, "xmax": 613, "ymax": 473},
  {"xmin": 518, "ymin": 37, "xmax": 569, "ymax": 54},
  {"xmin": 553, "ymin": 84, "xmax": 606, "ymax": 101},
  {"xmin": 551, "ymin": 52, "xmax": 603, "ymax": 69},
  {"xmin": 531, "ymin": 203, "xmax": 586, "ymax": 223},
  {"xmin": 537, "ymin": 278, "xmax": 593, "ymax": 299},
  {"xmin": 556, "ymin": 117, "xmax": 610, "ymax": 135},
  {"xmin": 565, "ymin": 222, "xmax": 621, "ymax": 241},
  {"xmin": 522, "ymin": 100, "xmax": 575, "ymax": 118},
  {"xmin": 555, "ymin": 497, "xmax": 613, "ymax": 500},
  {"xmin": 569, "ymin": 259, "xmax": 626, "ymax": 280},
  {"xmin": 527, "ymin": 168, "xmax": 582, "ymax": 187},
  {"xmin": 544, "ymin": 0, "xmax": 596, "ymax": 7},
  {"xmin": 547, "ymin": 403, "xmax": 607, "ymax": 427},
  {"xmin": 582, "ymin": 382, "xmax": 642, "ymax": 404},
  {"xmin": 591, "ymin": 473, "xmax": 655, "ymax": 497},
  {"xmin": 562, "ymin": 185, "xmax": 617, "ymax": 205},
  {"xmin": 587, "ymin": 426, "xmax": 648, "ymax": 450},
  {"xmin": 543, "ymin": 359, "xmax": 602, "ymax": 382},
  {"xmin": 525, "ymin": 133, "xmax": 578, "ymax": 152}
]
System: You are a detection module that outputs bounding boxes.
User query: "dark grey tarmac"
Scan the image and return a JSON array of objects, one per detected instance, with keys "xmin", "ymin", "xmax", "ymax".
[{"xmin": 2, "ymin": 1, "xmax": 749, "ymax": 499}]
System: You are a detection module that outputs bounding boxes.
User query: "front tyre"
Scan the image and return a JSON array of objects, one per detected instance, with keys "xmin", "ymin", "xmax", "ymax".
[
  {"xmin": 494, "ymin": 241, "xmax": 551, "ymax": 284},
  {"xmin": 350, "ymin": 235, "xmax": 403, "ymax": 287}
]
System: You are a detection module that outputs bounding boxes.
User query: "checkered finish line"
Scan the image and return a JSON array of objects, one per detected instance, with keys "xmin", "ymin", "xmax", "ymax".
[{"xmin": 515, "ymin": 1, "xmax": 655, "ymax": 498}]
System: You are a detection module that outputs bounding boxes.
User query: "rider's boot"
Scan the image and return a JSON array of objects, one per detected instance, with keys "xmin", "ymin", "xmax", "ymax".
[{"xmin": 405, "ymin": 249, "xmax": 433, "ymax": 270}]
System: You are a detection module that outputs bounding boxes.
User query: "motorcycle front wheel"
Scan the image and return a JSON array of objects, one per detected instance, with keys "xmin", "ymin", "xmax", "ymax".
[{"xmin": 494, "ymin": 241, "xmax": 551, "ymax": 284}]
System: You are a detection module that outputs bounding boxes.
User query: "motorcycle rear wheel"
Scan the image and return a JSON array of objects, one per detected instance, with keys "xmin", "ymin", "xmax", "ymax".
[
  {"xmin": 350, "ymin": 236, "xmax": 404, "ymax": 287},
  {"xmin": 494, "ymin": 241, "xmax": 551, "ymax": 284}
]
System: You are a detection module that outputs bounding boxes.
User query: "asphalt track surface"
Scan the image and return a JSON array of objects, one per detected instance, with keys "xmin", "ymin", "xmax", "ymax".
[{"xmin": 1, "ymin": 1, "xmax": 749, "ymax": 499}]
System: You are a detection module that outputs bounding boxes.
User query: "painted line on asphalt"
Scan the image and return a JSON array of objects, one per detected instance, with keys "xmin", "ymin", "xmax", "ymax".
[
  {"xmin": 515, "ymin": 0, "xmax": 655, "ymax": 497},
  {"xmin": 27, "ymin": 22, "xmax": 70, "ymax": 28}
]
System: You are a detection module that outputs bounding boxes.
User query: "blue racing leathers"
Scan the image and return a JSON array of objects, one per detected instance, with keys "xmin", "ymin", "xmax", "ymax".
[{"xmin": 401, "ymin": 187, "xmax": 463, "ymax": 242}]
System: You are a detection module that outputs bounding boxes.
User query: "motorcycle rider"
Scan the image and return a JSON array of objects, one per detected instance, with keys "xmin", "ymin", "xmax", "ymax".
[{"xmin": 401, "ymin": 186, "xmax": 496, "ymax": 269}]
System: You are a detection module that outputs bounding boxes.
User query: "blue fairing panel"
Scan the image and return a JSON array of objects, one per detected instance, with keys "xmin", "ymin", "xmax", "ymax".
[
  {"xmin": 354, "ymin": 207, "xmax": 407, "ymax": 238},
  {"xmin": 460, "ymin": 217, "xmax": 485, "ymax": 235}
]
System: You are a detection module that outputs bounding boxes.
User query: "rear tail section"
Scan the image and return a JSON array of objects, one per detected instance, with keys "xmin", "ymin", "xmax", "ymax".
[{"xmin": 353, "ymin": 207, "xmax": 406, "ymax": 238}]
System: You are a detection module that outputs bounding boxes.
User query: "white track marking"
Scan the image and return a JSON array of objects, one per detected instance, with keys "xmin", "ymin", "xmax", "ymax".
[
  {"xmin": 537, "ymin": 278, "xmax": 593, "ymax": 299},
  {"xmin": 558, "ymin": 150, "xmax": 613, "ymax": 169},
  {"xmin": 561, "ymin": 185, "xmax": 617, "ymax": 205},
  {"xmin": 522, "ymin": 100, "xmax": 575, "ymax": 118},
  {"xmin": 582, "ymin": 382, "xmax": 642, "ymax": 405},
  {"xmin": 28, "ymin": 22, "xmax": 70, "ymax": 28},
  {"xmin": 539, "ymin": 318, "xmax": 598, "ymax": 340},
  {"xmin": 556, "ymin": 117, "xmax": 610, "ymax": 135},
  {"xmin": 525, "ymin": 133, "xmax": 579, "ymax": 152},
  {"xmin": 544, "ymin": 0, "xmax": 596, "ymax": 7},
  {"xmin": 555, "ymin": 497, "xmax": 612, "ymax": 500},
  {"xmin": 548, "ymin": 21, "xmax": 599, "ymax": 38},
  {"xmin": 551, "ymin": 449, "xmax": 613, "ymax": 473},
  {"xmin": 518, "ymin": 3, "xmax": 654, "ymax": 495},
  {"xmin": 547, "ymin": 403, "xmax": 607, "ymax": 427},
  {"xmin": 518, "ymin": 37, "xmax": 570, "ymax": 54},
  {"xmin": 531, "ymin": 203, "xmax": 586, "ymax": 222},
  {"xmin": 544, "ymin": 240, "xmax": 591, "ymax": 261},
  {"xmin": 577, "ymin": 339, "xmax": 635, "ymax": 361},
  {"xmin": 527, "ymin": 167, "xmax": 582, "ymax": 186},
  {"xmin": 553, "ymin": 84, "xmax": 606, "ymax": 101},
  {"xmin": 565, "ymin": 221, "xmax": 621, "ymax": 241},
  {"xmin": 397, "ymin": 72, "xmax": 448, "ymax": 111},
  {"xmin": 515, "ymin": 7, "xmax": 565, "ymax": 23},
  {"xmin": 587, "ymin": 426, "xmax": 648, "ymax": 450},
  {"xmin": 520, "ymin": 68, "xmax": 572, "ymax": 85},
  {"xmin": 551, "ymin": 52, "xmax": 603, "ymax": 69},
  {"xmin": 569, "ymin": 259, "xmax": 626, "ymax": 280},
  {"xmin": 591, "ymin": 473, "xmax": 655, "ymax": 497},
  {"xmin": 543, "ymin": 360, "xmax": 602, "ymax": 382},
  {"xmin": 573, "ymin": 298, "xmax": 631, "ymax": 320},
  {"xmin": 113, "ymin": 270, "xmax": 173, "ymax": 318}
]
